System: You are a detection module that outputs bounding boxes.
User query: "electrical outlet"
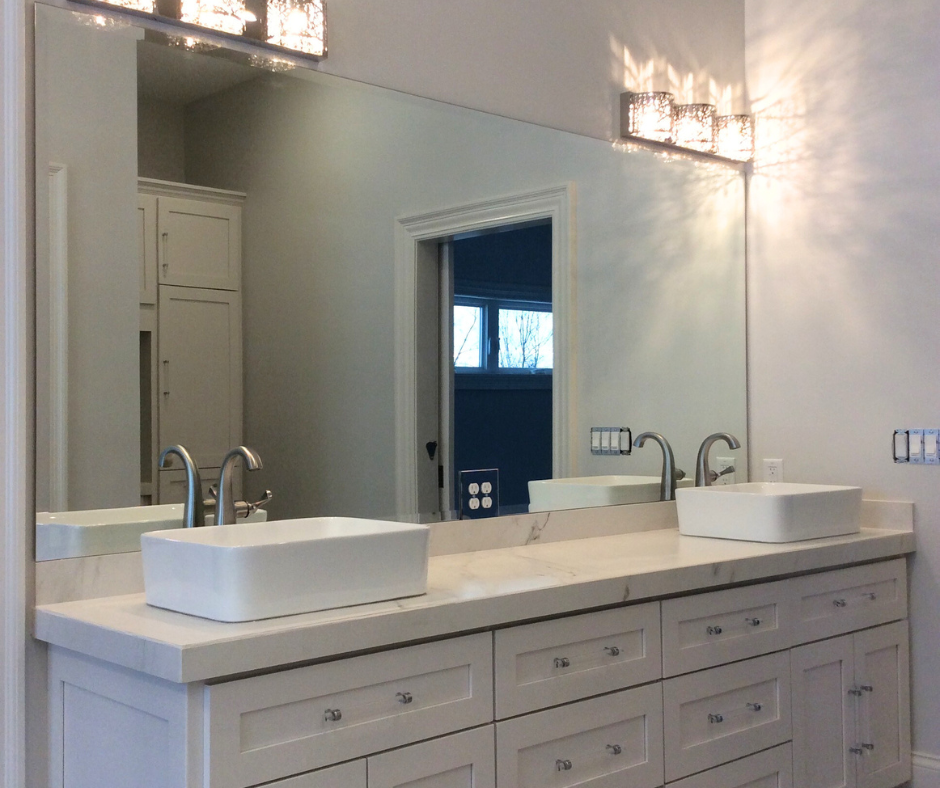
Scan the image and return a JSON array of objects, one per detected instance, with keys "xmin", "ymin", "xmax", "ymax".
[
  {"xmin": 763, "ymin": 458, "xmax": 784, "ymax": 483},
  {"xmin": 459, "ymin": 469, "xmax": 499, "ymax": 519},
  {"xmin": 715, "ymin": 456, "xmax": 736, "ymax": 485}
]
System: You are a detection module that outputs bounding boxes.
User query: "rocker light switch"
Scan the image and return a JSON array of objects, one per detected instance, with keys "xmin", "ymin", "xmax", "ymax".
[
  {"xmin": 894, "ymin": 430, "xmax": 909, "ymax": 463},
  {"xmin": 926, "ymin": 430, "xmax": 940, "ymax": 464},
  {"xmin": 909, "ymin": 430, "xmax": 924, "ymax": 464}
]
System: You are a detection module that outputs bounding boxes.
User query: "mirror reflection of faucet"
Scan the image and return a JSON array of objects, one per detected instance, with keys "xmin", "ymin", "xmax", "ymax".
[
  {"xmin": 632, "ymin": 432, "xmax": 681, "ymax": 502},
  {"xmin": 158, "ymin": 444, "xmax": 267, "ymax": 527},
  {"xmin": 694, "ymin": 432, "xmax": 742, "ymax": 487}
]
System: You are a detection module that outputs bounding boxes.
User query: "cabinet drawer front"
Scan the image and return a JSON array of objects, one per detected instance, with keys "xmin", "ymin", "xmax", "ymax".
[
  {"xmin": 205, "ymin": 633, "xmax": 493, "ymax": 788},
  {"xmin": 266, "ymin": 761, "xmax": 367, "ymax": 788},
  {"xmin": 494, "ymin": 603, "xmax": 661, "ymax": 718},
  {"xmin": 368, "ymin": 726, "xmax": 495, "ymax": 788},
  {"xmin": 496, "ymin": 683, "xmax": 663, "ymax": 788},
  {"xmin": 668, "ymin": 743, "xmax": 792, "ymax": 788},
  {"xmin": 792, "ymin": 559, "xmax": 907, "ymax": 643},
  {"xmin": 662, "ymin": 580, "xmax": 793, "ymax": 676},
  {"xmin": 663, "ymin": 651, "xmax": 791, "ymax": 782}
]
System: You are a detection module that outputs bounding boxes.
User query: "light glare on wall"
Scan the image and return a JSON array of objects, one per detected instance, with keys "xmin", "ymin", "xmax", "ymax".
[
  {"xmin": 623, "ymin": 92, "xmax": 675, "ymax": 144},
  {"xmin": 673, "ymin": 104, "xmax": 717, "ymax": 154},
  {"xmin": 179, "ymin": 0, "xmax": 255, "ymax": 36},
  {"xmin": 716, "ymin": 115, "xmax": 754, "ymax": 162}
]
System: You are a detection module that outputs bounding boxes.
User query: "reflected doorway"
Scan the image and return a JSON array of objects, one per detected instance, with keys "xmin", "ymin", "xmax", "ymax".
[{"xmin": 441, "ymin": 223, "xmax": 553, "ymax": 514}]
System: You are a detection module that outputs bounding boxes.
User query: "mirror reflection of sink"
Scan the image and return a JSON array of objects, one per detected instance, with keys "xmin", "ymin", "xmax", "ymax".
[
  {"xmin": 35, "ymin": 504, "xmax": 268, "ymax": 561},
  {"xmin": 528, "ymin": 475, "xmax": 694, "ymax": 512},
  {"xmin": 141, "ymin": 517, "xmax": 430, "ymax": 622},
  {"xmin": 676, "ymin": 482, "xmax": 862, "ymax": 543}
]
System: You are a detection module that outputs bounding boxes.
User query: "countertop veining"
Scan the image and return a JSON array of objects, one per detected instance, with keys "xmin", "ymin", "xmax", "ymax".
[{"xmin": 35, "ymin": 526, "xmax": 914, "ymax": 684}]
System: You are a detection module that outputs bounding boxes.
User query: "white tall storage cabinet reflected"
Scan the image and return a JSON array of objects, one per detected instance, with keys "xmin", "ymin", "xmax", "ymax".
[{"xmin": 137, "ymin": 178, "xmax": 245, "ymax": 504}]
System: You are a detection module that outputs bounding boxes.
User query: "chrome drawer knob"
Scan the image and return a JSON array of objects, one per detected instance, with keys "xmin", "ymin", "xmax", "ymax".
[
  {"xmin": 604, "ymin": 646, "xmax": 621, "ymax": 657},
  {"xmin": 747, "ymin": 702, "xmax": 762, "ymax": 712},
  {"xmin": 555, "ymin": 759, "xmax": 573, "ymax": 772},
  {"xmin": 396, "ymin": 691, "xmax": 413, "ymax": 705},
  {"xmin": 554, "ymin": 657, "xmax": 571, "ymax": 668},
  {"xmin": 866, "ymin": 592, "xmax": 877, "ymax": 600},
  {"xmin": 323, "ymin": 708, "xmax": 342, "ymax": 722},
  {"xmin": 708, "ymin": 713, "xmax": 724, "ymax": 724},
  {"xmin": 859, "ymin": 685, "xmax": 873, "ymax": 693},
  {"xmin": 850, "ymin": 746, "xmax": 864, "ymax": 755},
  {"xmin": 861, "ymin": 742, "xmax": 875, "ymax": 750},
  {"xmin": 833, "ymin": 598, "xmax": 847, "ymax": 608},
  {"xmin": 706, "ymin": 625, "xmax": 723, "ymax": 635},
  {"xmin": 849, "ymin": 688, "xmax": 863, "ymax": 696},
  {"xmin": 745, "ymin": 617, "xmax": 761, "ymax": 627},
  {"xmin": 606, "ymin": 744, "xmax": 623, "ymax": 756}
]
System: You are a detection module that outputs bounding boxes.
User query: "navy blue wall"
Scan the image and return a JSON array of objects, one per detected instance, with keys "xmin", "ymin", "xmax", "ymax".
[{"xmin": 453, "ymin": 224, "xmax": 552, "ymax": 510}]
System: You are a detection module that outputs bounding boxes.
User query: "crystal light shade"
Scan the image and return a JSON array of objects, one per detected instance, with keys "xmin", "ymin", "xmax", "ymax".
[
  {"xmin": 624, "ymin": 92, "xmax": 675, "ymax": 144},
  {"xmin": 673, "ymin": 104, "xmax": 717, "ymax": 154},
  {"xmin": 716, "ymin": 115, "xmax": 754, "ymax": 162},
  {"xmin": 179, "ymin": 0, "xmax": 255, "ymax": 35},
  {"xmin": 266, "ymin": 0, "xmax": 324, "ymax": 56}
]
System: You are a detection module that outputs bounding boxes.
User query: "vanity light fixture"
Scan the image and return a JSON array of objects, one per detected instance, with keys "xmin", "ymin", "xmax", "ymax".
[
  {"xmin": 623, "ymin": 92, "xmax": 675, "ymax": 144},
  {"xmin": 673, "ymin": 104, "xmax": 717, "ymax": 154},
  {"xmin": 85, "ymin": 0, "xmax": 325, "ymax": 59},
  {"xmin": 716, "ymin": 115, "xmax": 755, "ymax": 162}
]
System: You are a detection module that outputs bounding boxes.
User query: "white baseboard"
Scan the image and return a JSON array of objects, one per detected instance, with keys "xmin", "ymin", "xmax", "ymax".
[{"xmin": 913, "ymin": 751, "xmax": 940, "ymax": 788}]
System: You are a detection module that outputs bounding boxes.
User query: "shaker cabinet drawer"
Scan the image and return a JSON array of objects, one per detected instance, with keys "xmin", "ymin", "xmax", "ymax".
[
  {"xmin": 495, "ymin": 683, "xmax": 663, "ymax": 788},
  {"xmin": 494, "ymin": 602, "xmax": 661, "ymax": 718},
  {"xmin": 662, "ymin": 580, "xmax": 793, "ymax": 676},
  {"xmin": 668, "ymin": 743, "xmax": 793, "ymax": 788},
  {"xmin": 205, "ymin": 633, "xmax": 493, "ymax": 788},
  {"xmin": 791, "ymin": 559, "xmax": 907, "ymax": 644},
  {"xmin": 367, "ymin": 726, "xmax": 495, "ymax": 788},
  {"xmin": 663, "ymin": 651, "xmax": 791, "ymax": 782},
  {"xmin": 264, "ymin": 761, "xmax": 367, "ymax": 788}
]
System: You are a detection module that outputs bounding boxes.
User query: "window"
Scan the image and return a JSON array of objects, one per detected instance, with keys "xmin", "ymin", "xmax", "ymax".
[{"xmin": 453, "ymin": 297, "xmax": 553, "ymax": 373}]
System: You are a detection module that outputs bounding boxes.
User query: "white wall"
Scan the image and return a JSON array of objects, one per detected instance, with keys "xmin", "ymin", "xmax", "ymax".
[
  {"xmin": 138, "ymin": 98, "xmax": 186, "ymax": 182},
  {"xmin": 184, "ymin": 73, "xmax": 745, "ymax": 520},
  {"xmin": 745, "ymin": 0, "xmax": 940, "ymax": 778},
  {"xmin": 33, "ymin": 5, "xmax": 140, "ymax": 511},
  {"xmin": 320, "ymin": 0, "xmax": 746, "ymax": 142}
]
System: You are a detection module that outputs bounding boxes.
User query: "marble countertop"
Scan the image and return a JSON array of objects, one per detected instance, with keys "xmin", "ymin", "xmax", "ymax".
[{"xmin": 35, "ymin": 526, "xmax": 915, "ymax": 684}]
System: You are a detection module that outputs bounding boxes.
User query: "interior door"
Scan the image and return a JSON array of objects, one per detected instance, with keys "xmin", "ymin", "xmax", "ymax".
[{"xmin": 414, "ymin": 239, "xmax": 442, "ymax": 515}]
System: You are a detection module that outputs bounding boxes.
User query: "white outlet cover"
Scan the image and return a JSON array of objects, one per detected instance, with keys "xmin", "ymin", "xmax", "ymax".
[{"xmin": 763, "ymin": 458, "xmax": 784, "ymax": 483}]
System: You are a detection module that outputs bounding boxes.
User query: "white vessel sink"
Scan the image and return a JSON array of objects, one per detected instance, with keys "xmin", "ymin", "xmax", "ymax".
[
  {"xmin": 528, "ymin": 475, "xmax": 694, "ymax": 512},
  {"xmin": 141, "ymin": 517, "xmax": 430, "ymax": 622},
  {"xmin": 35, "ymin": 504, "xmax": 267, "ymax": 561},
  {"xmin": 676, "ymin": 482, "xmax": 862, "ymax": 542}
]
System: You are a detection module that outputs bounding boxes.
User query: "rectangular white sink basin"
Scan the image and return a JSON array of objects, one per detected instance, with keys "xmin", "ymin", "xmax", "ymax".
[
  {"xmin": 528, "ymin": 475, "xmax": 694, "ymax": 512},
  {"xmin": 36, "ymin": 504, "xmax": 267, "ymax": 561},
  {"xmin": 676, "ymin": 482, "xmax": 862, "ymax": 542},
  {"xmin": 141, "ymin": 517, "xmax": 430, "ymax": 622}
]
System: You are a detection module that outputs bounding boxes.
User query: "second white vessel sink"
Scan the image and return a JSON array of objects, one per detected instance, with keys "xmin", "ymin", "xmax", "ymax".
[
  {"xmin": 35, "ymin": 504, "xmax": 267, "ymax": 560},
  {"xmin": 142, "ymin": 517, "xmax": 430, "ymax": 622},
  {"xmin": 528, "ymin": 474, "xmax": 694, "ymax": 512},
  {"xmin": 676, "ymin": 482, "xmax": 862, "ymax": 542}
]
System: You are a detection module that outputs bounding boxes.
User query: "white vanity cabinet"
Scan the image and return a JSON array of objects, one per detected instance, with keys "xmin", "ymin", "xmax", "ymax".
[{"xmin": 44, "ymin": 556, "xmax": 912, "ymax": 788}]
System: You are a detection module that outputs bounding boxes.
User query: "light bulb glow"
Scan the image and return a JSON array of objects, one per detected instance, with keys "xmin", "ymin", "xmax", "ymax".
[
  {"xmin": 266, "ymin": 0, "xmax": 325, "ymax": 55},
  {"xmin": 624, "ymin": 92, "xmax": 675, "ymax": 143},
  {"xmin": 180, "ymin": 0, "xmax": 250, "ymax": 35},
  {"xmin": 673, "ymin": 104, "xmax": 717, "ymax": 154},
  {"xmin": 716, "ymin": 115, "xmax": 754, "ymax": 162}
]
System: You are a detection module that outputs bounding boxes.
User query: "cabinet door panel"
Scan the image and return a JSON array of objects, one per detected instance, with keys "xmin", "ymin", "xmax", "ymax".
[
  {"xmin": 791, "ymin": 635, "xmax": 855, "ymax": 788},
  {"xmin": 368, "ymin": 726, "xmax": 494, "ymax": 788},
  {"xmin": 157, "ymin": 196, "xmax": 240, "ymax": 290},
  {"xmin": 158, "ymin": 286, "xmax": 242, "ymax": 469},
  {"xmin": 854, "ymin": 621, "xmax": 911, "ymax": 788}
]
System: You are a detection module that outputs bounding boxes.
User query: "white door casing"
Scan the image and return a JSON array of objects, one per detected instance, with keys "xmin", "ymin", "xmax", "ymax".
[{"xmin": 394, "ymin": 185, "xmax": 576, "ymax": 515}]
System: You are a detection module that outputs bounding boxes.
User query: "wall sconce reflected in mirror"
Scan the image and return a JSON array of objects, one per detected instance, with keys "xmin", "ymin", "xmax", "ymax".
[
  {"xmin": 716, "ymin": 115, "xmax": 754, "ymax": 162},
  {"xmin": 81, "ymin": 0, "xmax": 325, "ymax": 59},
  {"xmin": 674, "ymin": 104, "xmax": 717, "ymax": 154},
  {"xmin": 623, "ymin": 92, "xmax": 675, "ymax": 144}
]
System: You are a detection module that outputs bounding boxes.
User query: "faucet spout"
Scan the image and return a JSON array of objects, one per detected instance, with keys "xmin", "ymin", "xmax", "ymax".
[
  {"xmin": 158, "ymin": 445, "xmax": 205, "ymax": 528},
  {"xmin": 216, "ymin": 446, "xmax": 264, "ymax": 525},
  {"xmin": 632, "ymin": 431, "xmax": 678, "ymax": 501},
  {"xmin": 694, "ymin": 432, "xmax": 742, "ymax": 487}
]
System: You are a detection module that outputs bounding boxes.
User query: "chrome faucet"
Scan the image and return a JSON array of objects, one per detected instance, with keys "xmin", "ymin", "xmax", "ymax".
[
  {"xmin": 633, "ymin": 432, "xmax": 679, "ymax": 502},
  {"xmin": 694, "ymin": 432, "xmax": 742, "ymax": 487},
  {"xmin": 215, "ymin": 446, "xmax": 264, "ymax": 525},
  {"xmin": 158, "ymin": 445, "xmax": 205, "ymax": 528}
]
